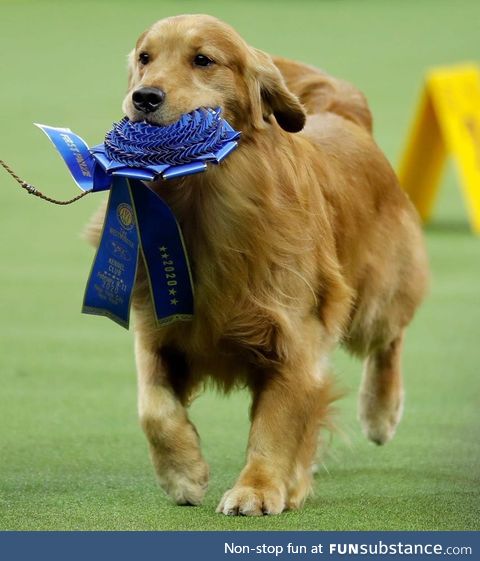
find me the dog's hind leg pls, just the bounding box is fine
[358,331,405,445]
[135,334,209,506]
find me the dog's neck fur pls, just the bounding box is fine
[153,129,316,293]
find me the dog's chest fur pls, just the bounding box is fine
[132,161,321,375]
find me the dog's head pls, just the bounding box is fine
[123,14,305,134]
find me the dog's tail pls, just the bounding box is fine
[273,56,373,133]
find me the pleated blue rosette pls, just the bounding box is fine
[90,107,240,183]
[35,107,241,329]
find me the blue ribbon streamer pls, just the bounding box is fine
[129,179,194,325]
[36,109,240,328]
[82,177,193,328]
[82,177,140,328]
[35,124,99,192]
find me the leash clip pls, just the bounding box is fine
[23,183,38,195]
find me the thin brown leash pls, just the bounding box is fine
[0,159,90,205]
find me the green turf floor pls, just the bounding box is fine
[0,0,479,531]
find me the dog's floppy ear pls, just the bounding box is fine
[248,48,306,133]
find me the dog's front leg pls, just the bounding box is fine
[217,353,333,516]
[135,334,209,505]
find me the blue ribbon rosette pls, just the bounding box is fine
[37,108,240,328]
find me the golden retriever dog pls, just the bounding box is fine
[86,14,428,515]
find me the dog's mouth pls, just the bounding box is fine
[123,102,172,127]
[129,106,221,128]
[127,112,172,128]
[138,113,179,127]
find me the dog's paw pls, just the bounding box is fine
[216,485,286,516]
[159,458,210,506]
[358,390,404,445]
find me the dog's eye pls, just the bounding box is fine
[193,54,214,67]
[138,52,150,65]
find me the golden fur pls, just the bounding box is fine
[86,14,428,515]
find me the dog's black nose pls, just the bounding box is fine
[132,87,165,113]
